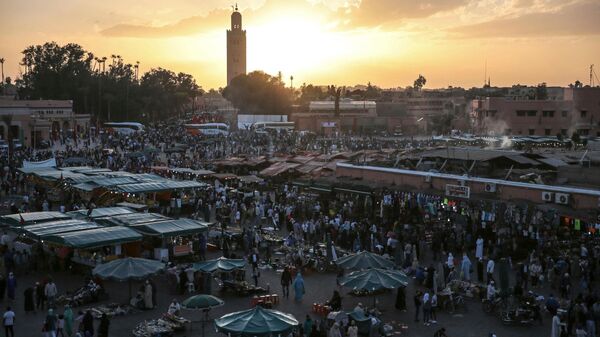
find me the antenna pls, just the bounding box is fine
[484,59,487,87]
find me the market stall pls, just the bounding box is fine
[128,218,208,260]
[214,306,299,337]
[44,226,143,267]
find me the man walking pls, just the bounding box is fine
[414,290,422,322]
[2,307,14,337]
[45,279,58,309]
[281,267,292,298]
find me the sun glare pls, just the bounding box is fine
[247,15,347,82]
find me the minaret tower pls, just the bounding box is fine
[226,4,246,85]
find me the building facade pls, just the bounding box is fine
[0,99,90,147]
[472,87,600,137]
[226,6,247,85]
[291,99,379,134]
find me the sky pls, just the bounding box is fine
[1,0,599,90]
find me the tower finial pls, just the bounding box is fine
[235,3,238,11]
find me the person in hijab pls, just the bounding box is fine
[395,286,406,311]
[63,305,74,337]
[293,272,305,302]
[327,290,342,311]
[23,285,34,313]
[82,310,94,337]
[347,320,358,337]
[6,273,16,300]
[144,280,153,309]
[460,254,472,281]
[97,313,110,337]
[303,315,313,337]
[45,308,58,337]
[329,322,342,337]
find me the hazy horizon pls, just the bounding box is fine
[1,0,599,90]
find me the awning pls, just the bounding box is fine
[68,207,136,219]
[45,226,143,249]
[20,219,102,239]
[130,218,208,237]
[0,212,71,227]
[96,212,170,227]
[115,180,205,193]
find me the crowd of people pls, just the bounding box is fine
[1,120,599,337]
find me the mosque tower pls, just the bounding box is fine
[226,4,246,85]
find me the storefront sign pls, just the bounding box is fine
[321,122,336,128]
[445,184,470,199]
[173,245,192,257]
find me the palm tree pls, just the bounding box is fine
[1,114,14,169]
[0,58,5,95]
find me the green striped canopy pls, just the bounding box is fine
[339,268,409,291]
[92,257,165,281]
[215,306,298,337]
[182,295,224,310]
[336,251,395,270]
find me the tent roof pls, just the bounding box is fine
[45,226,142,249]
[68,207,136,219]
[20,219,102,239]
[96,212,169,227]
[0,211,71,227]
[130,218,208,237]
[115,180,205,193]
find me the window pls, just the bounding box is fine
[527,110,537,117]
[516,110,526,117]
[529,129,535,135]
[577,129,589,136]
[581,110,587,118]
[545,129,551,136]
[562,111,568,117]
[561,129,567,136]
[542,111,555,117]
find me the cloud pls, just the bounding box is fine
[448,0,600,38]
[337,0,469,27]
[100,0,469,38]
[100,8,230,37]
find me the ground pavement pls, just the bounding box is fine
[7,249,551,337]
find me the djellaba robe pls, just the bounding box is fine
[293,273,305,301]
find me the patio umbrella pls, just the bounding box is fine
[215,306,299,337]
[338,268,409,307]
[92,257,165,297]
[182,295,225,337]
[335,251,395,270]
[192,257,246,273]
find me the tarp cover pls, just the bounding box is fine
[22,158,56,169]
[46,226,142,249]
[215,306,298,337]
[339,268,409,291]
[68,207,136,219]
[335,251,395,270]
[20,219,101,238]
[192,257,246,273]
[130,218,208,237]
[92,257,165,281]
[0,211,71,227]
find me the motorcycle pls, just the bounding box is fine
[482,296,505,315]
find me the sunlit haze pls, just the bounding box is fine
[1,0,599,88]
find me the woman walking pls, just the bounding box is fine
[293,272,305,302]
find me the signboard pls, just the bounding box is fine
[321,122,336,128]
[173,244,192,257]
[445,184,470,199]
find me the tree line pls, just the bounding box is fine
[15,42,203,123]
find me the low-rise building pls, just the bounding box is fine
[472,87,600,137]
[0,99,90,147]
